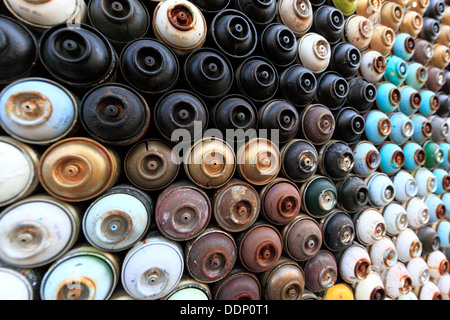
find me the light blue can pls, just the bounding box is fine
[392,33,416,61]
[389,112,414,144]
[379,142,405,175]
[405,62,428,90]
[398,85,422,116]
[375,82,401,114]
[364,110,392,144]
[434,219,450,248]
[419,90,440,116]
[433,168,450,194]
[384,55,408,86]
[352,140,381,177]
[440,142,450,168]
[425,194,447,223]
[411,114,433,144]
[403,141,426,171]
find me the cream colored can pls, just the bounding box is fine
[0,136,40,207]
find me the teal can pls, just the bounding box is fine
[419,89,440,116]
[405,62,428,90]
[403,141,426,171]
[392,33,416,61]
[375,82,401,113]
[379,142,405,176]
[398,85,422,116]
[384,55,408,86]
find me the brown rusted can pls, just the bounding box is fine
[125,139,180,192]
[259,178,301,225]
[431,44,450,70]
[155,180,211,241]
[38,137,120,203]
[185,227,237,283]
[400,11,424,38]
[298,104,336,145]
[282,214,322,262]
[212,179,260,233]
[211,267,261,300]
[184,137,236,189]
[236,220,283,273]
[260,256,305,300]
[369,24,396,56]
[303,250,338,293]
[380,2,403,32]
[236,137,281,186]
[413,38,434,65]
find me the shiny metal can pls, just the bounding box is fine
[38,137,121,202]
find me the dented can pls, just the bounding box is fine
[41,245,120,300]
[38,137,121,202]
[82,185,154,252]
